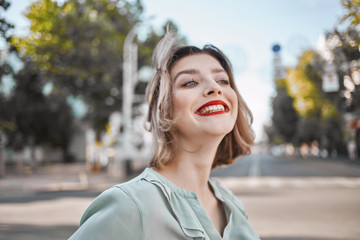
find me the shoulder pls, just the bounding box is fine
[80,185,142,224]
[69,181,145,240]
[80,172,163,221]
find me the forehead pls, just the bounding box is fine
[170,53,224,74]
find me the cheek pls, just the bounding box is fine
[229,90,238,114]
[172,92,189,117]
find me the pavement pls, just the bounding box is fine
[0,162,134,240]
[2,159,360,198]
[0,162,128,198]
[1,161,360,240]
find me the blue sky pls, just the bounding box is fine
[4,0,346,141]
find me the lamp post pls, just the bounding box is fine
[114,25,138,178]
[272,44,284,81]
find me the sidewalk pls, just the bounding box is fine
[0,162,122,198]
[2,161,360,197]
[1,162,360,240]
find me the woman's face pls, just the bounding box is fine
[170,53,238,142]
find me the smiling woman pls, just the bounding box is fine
[68,29,259,240]
[147,39,255,170]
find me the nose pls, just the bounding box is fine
[203,80,222,96]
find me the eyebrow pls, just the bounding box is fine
[173,68,226,82]
[173,69,199,82]
[211,68,226,74]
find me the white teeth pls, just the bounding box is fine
[198,104,225,114]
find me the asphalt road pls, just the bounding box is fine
[211,152,360,177]
[1,152,360,240]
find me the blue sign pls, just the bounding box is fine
[272,44,281,53]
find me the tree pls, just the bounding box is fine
[271,86,299,143]
[0,0,13,42]
[0,0,15,177]
[340,0,360,29]
[2,56,75,165]
[267,50,344,149]
[284,51,337,119]
[267,1,359,156]
[12,0,185,137]
[11,0,145,134]
[0,0,15,84]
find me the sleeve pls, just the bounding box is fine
[68,186,143,240]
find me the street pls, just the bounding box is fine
[2,0,359,239]
[214,153,360,239]
[211,152,360,177]
[1,152,360,240]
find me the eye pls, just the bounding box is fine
[217,79,230,85]
[181,79,198,87]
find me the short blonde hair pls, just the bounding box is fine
[145,32,254,169]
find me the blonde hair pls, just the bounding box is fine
[145,31,254,169]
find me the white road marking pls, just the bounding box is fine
[248,155,261,178]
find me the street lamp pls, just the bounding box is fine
[112,25,138,178]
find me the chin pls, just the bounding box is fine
[205,127,233,137]
[203,120,235,135]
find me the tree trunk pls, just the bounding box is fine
[0,133,6,178]
[29,136,37,172]
[0,147,5,178]
[17,151,23,175]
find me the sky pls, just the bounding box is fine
[4,0,346,142]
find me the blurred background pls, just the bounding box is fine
[0,0,360,240]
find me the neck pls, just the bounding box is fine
[156,135,223,196]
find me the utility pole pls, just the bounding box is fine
[272,43,283,82]
[117,26,137,177]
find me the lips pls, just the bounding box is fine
[195,100,229,116]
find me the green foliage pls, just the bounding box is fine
[0,0,15,82]
[263,124,284,145]
[271,88,299,143]
[0,0,16,136]
[11,0,162,133]
[294,118,321,145]
[2,0,185,155]
[0,0,14,42]
[340,0,360,50]
[323,118,348,155]
[266,2,358,152]
[268,51,341,146]
[275,78,287,89]
[340,0,360,27]
[284,51,338,120]
[1,57,74,155]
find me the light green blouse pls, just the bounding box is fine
[68,168,260,240]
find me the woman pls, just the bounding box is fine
[69,31,259,240]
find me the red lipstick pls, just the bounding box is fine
[195,100,229,116]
